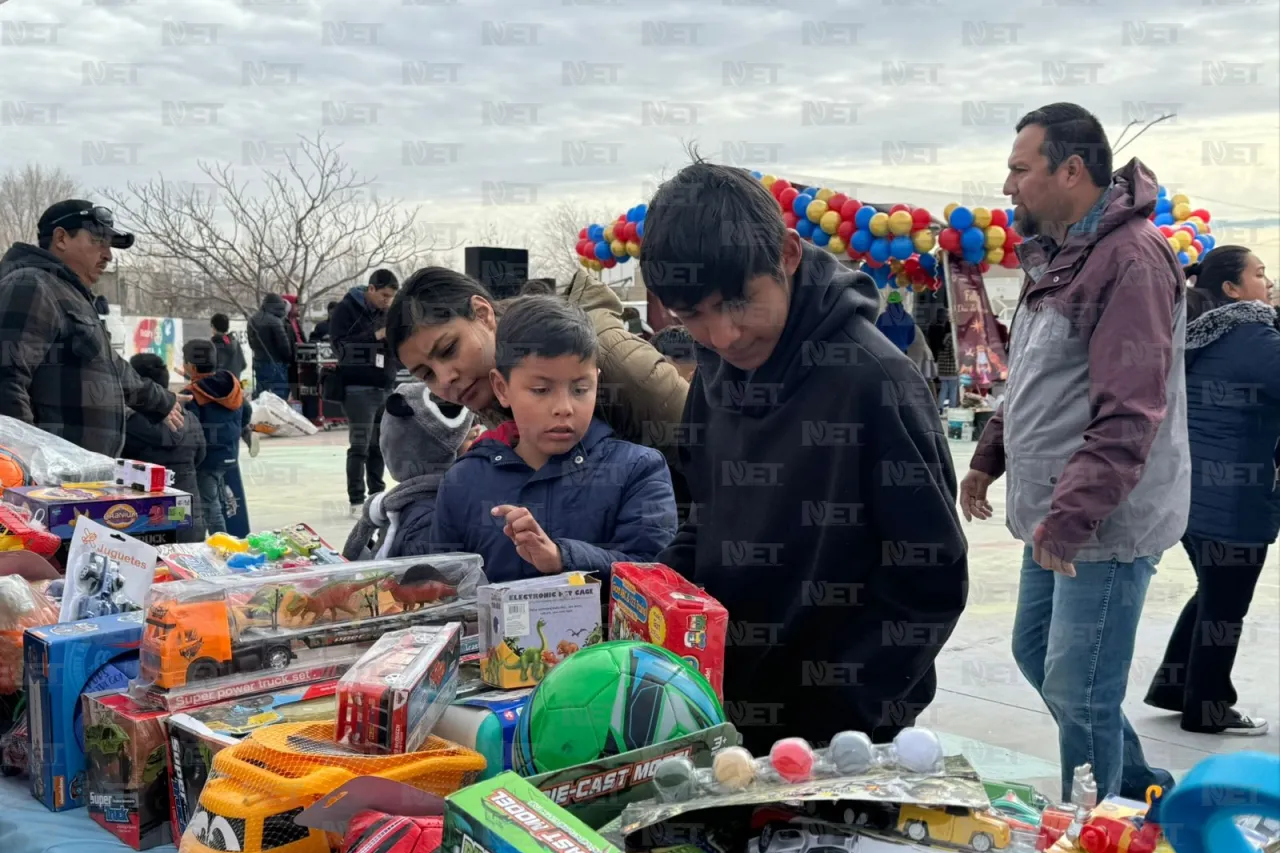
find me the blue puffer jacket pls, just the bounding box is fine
[426,419,678,583]
[1183,300,1280,544]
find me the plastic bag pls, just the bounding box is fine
[0,575,59,693]
[249,391,319,437]
[0,415,117,486]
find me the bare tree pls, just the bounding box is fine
[0,164,80,249]
[529,200,620,284]
[101,133,450,318]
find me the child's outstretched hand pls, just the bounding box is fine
[491,505,561,574]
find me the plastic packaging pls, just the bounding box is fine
[0,575,59,693]
[0,415,117,486]
[248,391,319,437]
[58,520,157,622]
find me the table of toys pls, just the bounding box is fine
[1,497,1277,853]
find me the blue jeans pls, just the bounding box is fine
[1012,546,1174,801]
[197,468,229,535]
[253,361,289,400]
[939,376,960,412]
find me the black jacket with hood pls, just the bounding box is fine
[247,294,294,365]
[123,406,206,542]
[0,243,177,457]
[659,242,968,753]
[212,333,247,379]
[330,286,395,389]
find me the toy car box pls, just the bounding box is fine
[444,771,620,853]
[609,564,727,699]
[478,573,602,688]
[336,623,462,754]
[24,610,145,810]
[82,691,174,850]
[4,482,192,544]
[165,681,338,841]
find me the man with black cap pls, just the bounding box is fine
[0,200,187,456]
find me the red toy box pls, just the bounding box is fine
[336,623,461,754]
[608,563,727,699]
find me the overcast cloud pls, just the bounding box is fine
[1,0,1277,265]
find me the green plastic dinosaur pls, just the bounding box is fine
[505,619,549,682]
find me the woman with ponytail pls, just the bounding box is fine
[1146,245,1279,735]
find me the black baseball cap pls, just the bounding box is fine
[37,200,135,249]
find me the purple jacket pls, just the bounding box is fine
[971,158,1190,564]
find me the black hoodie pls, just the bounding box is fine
[330,286,395,389]
[246,293,294,365]
[659,243,968,753]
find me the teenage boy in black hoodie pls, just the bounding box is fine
[182,339,252,536]
[639,160,968,753]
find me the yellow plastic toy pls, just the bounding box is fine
[897,804,1011,852]
[207,533,249,555]
[180,722,485,853]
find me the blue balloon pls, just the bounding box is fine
[869,237,891,263]
[919,253,937,272]
[594,241,611,260]
[1181,220,1199,235]
[850,229,874,253]
[890,236,914,259]
[1155,198,1173,215]
[854,206,876,230]
[949,206,974,230]
[1158,185,1168,197]
[588,224,604,242]
[625,207,638,222]
[792,194,814,217]
[634,203,647,220]
[1153,212,1175,226]
[963,246,986,264]
[1177,251,1190,265]
[636,220,645,239]
[750,171,763,180]
[795,218,815,238]
[960,226,986,251]
[811,228,831,247]
[617,253,630,263]
[1006,208,1016,227]
[1200,234,1215,251]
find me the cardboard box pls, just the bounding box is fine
[24,611,145,810]
[609,564,728,699]
[82,692,173,850]
[434,689,534,781]
[444,771,620,853]
[478,573,602,688]
[165,681,338,841]
[5,483,192,541]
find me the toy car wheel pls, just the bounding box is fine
[970,832,993,852]
[905,821,929,842]
[759,823,777,851]
[265,646,292,670]
[187,660,219,682]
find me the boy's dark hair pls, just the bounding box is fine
[369,269,400,290]
[130,353,170,387]
[650,324,696,363]
[1185,245,1252,321]
[640,149,787,311]
[385,267,496,358]
[183,338,218,375]
[495,295,597,380]
[518,279,556,297]
[1016,102,1112,188]
[211,313,230,334]
[326,300,339,312]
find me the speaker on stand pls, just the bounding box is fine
[465,247,529,300]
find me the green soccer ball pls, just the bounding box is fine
[513,641,725,776]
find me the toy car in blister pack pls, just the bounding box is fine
[336,623,462,754]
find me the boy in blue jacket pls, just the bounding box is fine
[427,295,677,582]
[182,339,252,535]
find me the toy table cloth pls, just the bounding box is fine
[0,775,177,853]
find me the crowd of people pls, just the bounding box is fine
[0,101,1276,802]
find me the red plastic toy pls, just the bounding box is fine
[0,502,60,557]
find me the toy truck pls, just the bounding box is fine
[138,554,484,691]
[115,460,172,493]
[0,501,59,556]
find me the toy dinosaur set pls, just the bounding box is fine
[478,572,604,688]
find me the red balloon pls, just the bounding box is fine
[1004,226,1020,246]
[602,256,617,269]
[837,220,855,241]
[989,209,1008,228]
[847,247,861,260]
[578,227,588,239]
[828,193,849,214]
[782,211,799,229]
[772,179,791,198]
[910,270,928,285]
[979,261,991,274]
[1192,239,1204,254]
[1001,251,1021,269]
[938,228,961,253]
[617,214,627,224]
[890,203,910,214]
[911,208,932,230]
[1192,208,1211,222]
[904,257,921,273]
[928,279,942,292]
[1158,225,1174,237]
[779,187,800,209]
[865,258,883,268]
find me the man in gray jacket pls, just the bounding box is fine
[961,104,1188,801]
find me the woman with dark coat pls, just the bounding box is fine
[1146,246,1279,736]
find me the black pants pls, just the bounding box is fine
[344,386,386,505]
[1146,533,1267,731]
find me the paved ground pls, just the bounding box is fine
[239,430,1279,795]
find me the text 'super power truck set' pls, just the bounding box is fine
[134,554,485,703]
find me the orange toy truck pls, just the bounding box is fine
[140,554,484,691]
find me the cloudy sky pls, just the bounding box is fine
[2,0,1278,269]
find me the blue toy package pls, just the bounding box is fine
[1153,751,1280,853]
[23,611,145,811]
[433,689,533,780]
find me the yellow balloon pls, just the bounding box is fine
[896,272,910,286]
[986,247,1005,264]
[1174,230,1192,249]
[1173,202,1192,221]
[816,188,835,202]
[588,259,601,271]
[1171,193,1189,207]
[828,235,846,254]
[626,240,641,258]
[820,210,842,235]
[944,202,958,221]
[913,230,936,253]
[1167,237,1180,253]
[604,225,615,242]
[985,226,1007,249]
[806,199,829,223]
[1184,216,1206,232]
[869,211,890,237]
[912,280,927,294]
[1184,246,1199,263]
[888,210,914,236]
[579,255,589,267]
[611,239,626,257]
[973,207,992,229]
[761,174,776,188]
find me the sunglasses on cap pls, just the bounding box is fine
[46,205,134,249]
